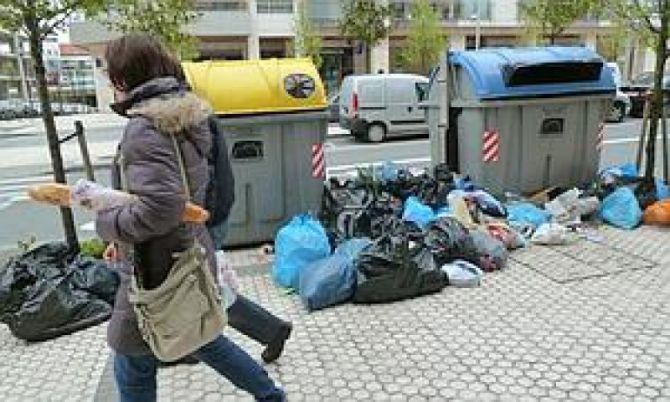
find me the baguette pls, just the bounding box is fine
[28,183,209,224]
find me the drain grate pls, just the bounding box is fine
[512,240,657,284]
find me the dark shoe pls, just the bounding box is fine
[261,322,292,363]
[158,355,200,368]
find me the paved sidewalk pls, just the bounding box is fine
[1,226,670,401]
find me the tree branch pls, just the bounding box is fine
[633,0,660,34]
[39,0,86,38]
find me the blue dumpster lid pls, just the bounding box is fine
[449,47,616,100]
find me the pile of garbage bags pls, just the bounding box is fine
[273,161,670,311]
[0,243,119,342]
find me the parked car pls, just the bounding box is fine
[605,63,632,123]
[339,73,429,142]
[620,71,670,117]
[328,93,340,122]
[0,99,37,120]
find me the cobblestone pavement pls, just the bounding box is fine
[1,226,670,401]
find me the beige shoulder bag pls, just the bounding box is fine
[125,135,227,362]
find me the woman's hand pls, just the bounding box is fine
[103,242,119,262]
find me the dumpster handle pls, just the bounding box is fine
[232,141,264,160]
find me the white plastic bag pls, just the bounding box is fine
[71,179,136,211]
[531,223,571,245]
[215,251,238,309]
[544,188,580,224]
[441,260,484,288]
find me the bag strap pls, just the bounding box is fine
[116,135,191,201]
[170,134,192,200]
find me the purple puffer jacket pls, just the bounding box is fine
[96,77,217,356]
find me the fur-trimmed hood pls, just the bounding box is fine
[112,77,212,136]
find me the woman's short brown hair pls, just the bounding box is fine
[105,34,183,92]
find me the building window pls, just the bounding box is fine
[195,1,247,11]
[257,0,293,14]
[456,0,492,21]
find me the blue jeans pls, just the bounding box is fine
[114,335,286,402]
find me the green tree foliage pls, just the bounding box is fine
[99,0,200,60]
[0,0,200,251]
[0,0,110,251]
[603,0,669,179]
[519,0,597,44]
[293,0,322,68]
[339,0,392,72]
[399,0,446,74]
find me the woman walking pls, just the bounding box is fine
[96,34,285,402]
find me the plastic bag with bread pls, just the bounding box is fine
[28,179,209,224]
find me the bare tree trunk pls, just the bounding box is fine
[644,9,669,180]
[26,17,79,251]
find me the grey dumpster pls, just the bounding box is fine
[426,47,616,195]
[183,58,328,247]
[219,112,327,247]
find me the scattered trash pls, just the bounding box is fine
[424,217,480,266]
[273,161,670,311]
[531,223,572,245]
[656,179,670,200]
[507,202,551,229]
[470,231,508,272]
[447,193,477,228]
[402,196,436,229]
[354,227,448,304]
[441,260,484,288]
[0,243,119,342]
[643,200,670,226]
[485,222,527,250]
[600,187,642,230]
[299,238,372,311]
[272,215,331,289]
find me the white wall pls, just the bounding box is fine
[493,0,518,23]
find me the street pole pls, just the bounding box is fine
[471,0,481,50]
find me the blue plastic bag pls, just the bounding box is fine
[402,196,436,229]
[435,206,452,218]
[600,187,642,230]
[470,190,507,217]
[334,238,373,260]
[299,238,372,311]
[600,163,639,184]
[506,202,551,229]
[272,215,331,289]
[378,161,399,182]
[656,178,670,200]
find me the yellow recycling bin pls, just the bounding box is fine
[182,58,329,247]
[182,58,327,115]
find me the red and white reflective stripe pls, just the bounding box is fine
[312,144,325,179]
[596,123,605,151]
[482,130,500,163]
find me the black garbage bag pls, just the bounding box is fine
[632,178,658,210]
[0,242,119,342]
[424,217,480,266]
[320,179,373,244]
[353,226,448,304]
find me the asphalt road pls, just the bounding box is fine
[0,115,663,249]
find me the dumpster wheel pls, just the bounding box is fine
[367,123,386,143]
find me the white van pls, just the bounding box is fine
[339,74,429,142]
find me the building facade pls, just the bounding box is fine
[0,32,34,101]
[70,0,656,105]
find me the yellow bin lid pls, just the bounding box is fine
[182,58,327,116]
